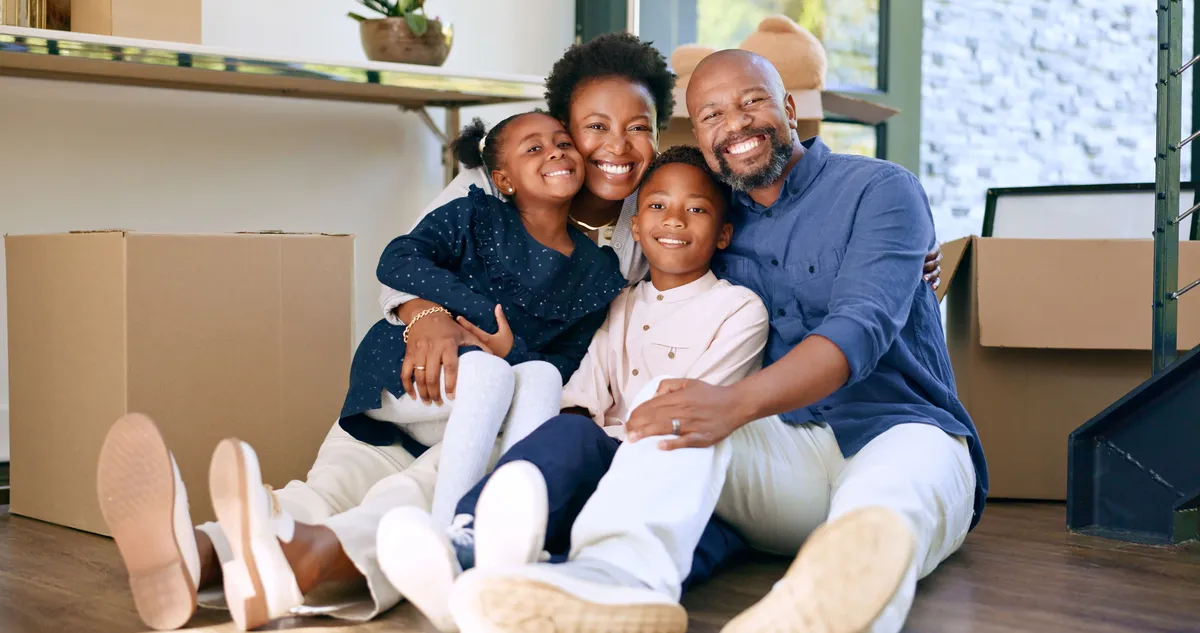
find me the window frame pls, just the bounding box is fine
[575,0,923,173]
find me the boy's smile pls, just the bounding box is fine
[633,161,733,291]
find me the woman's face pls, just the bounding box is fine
[567,77,659,203]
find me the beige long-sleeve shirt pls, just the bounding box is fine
[561,271,769,435]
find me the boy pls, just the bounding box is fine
[375,146,770,632]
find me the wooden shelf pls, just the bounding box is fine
[0,26,545,108]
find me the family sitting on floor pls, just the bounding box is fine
[95,33,988,633]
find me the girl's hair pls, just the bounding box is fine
[544,32,676,131]
[451,110,554,172]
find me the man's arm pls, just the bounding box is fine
[626,169,935,445]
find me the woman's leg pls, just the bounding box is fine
[498,360,563,453]
[429,351,516,526]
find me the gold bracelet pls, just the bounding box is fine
[403,306,452,343]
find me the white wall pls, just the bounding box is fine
[0,0,575,461]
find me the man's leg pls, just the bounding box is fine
[828,424,974,633]
[721,423,975,633]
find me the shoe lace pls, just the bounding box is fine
[447,514,476,550]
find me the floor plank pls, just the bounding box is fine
[2,501,1199,632]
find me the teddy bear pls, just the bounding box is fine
[660,14,895,149]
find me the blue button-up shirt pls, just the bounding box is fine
[713,137,988,528]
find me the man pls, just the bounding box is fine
[448,49,988,633]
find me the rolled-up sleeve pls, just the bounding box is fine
[807,169,934,386]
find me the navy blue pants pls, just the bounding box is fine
[455,413,746,591]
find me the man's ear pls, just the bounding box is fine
[783,92,799,132]
[716,221,733,250]
[491,170,514,196]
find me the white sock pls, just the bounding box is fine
[429,351,516,526]
[499,361,564,453]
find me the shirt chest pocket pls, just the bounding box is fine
[643,330,705,379]
[784,248,845,331]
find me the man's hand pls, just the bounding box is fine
[625,379,748,450]
[400,303,483,405]
[457,305,515,358]
[923,245,943,291]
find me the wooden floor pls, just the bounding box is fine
[2,502,1199,632]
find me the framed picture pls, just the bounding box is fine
[984,183,1199,241]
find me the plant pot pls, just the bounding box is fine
[359,17,453,66]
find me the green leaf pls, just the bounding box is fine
[355,0,389,17]
[346,11,369,21]
[404,11,428,36]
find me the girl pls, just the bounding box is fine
[340,112,629,528]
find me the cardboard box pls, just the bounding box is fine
[939,237,1200,500]
[71,0,201,44]
[5,231,353,535]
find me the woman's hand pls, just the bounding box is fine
[457,305,515,358]
[923,245,944,291]
[399,301,479,405]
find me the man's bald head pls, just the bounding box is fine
[687,49,787,105]
[684,49,799,194]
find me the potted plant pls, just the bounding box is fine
[349,0,453,66]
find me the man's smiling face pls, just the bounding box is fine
[685,51,798,193]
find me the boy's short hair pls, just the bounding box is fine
[544,32,676,132]
[640,145,733,215]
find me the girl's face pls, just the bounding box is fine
[492,113,585,205]
[567,77,659,202]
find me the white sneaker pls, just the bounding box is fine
[208,438,304,631]
[449,563,687,633]
[720,506,916,633]
[96,413,201,631]
[378,507,467,632]
[473,461,549,571]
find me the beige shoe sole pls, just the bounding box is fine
[209,438,271,631]
[452,573,687,633]
[721,506,915,633]
[96,413,197,631]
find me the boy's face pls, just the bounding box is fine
[632,163,733,279]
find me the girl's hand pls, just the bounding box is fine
[457,305,515,358]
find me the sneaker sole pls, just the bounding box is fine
[474,461,548,569]
[96,413,197,631]
[377,508,459,632]
[453,575,687,633]
[721,506,915,633]
[209,439,270,631]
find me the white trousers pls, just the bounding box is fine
[569,376,976,633]
[196,421,443,621]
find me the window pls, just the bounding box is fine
[578,0,922,172]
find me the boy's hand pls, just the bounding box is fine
[457,305,515,358]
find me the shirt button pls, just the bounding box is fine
[657,294,664,301]
[766,210,774,218]
[822,405,833,411]
[777,308,786,317]
[668,351,676,359]
[642,324,650,331]
[809,265,815,273]
[632,369,639,376]
[771,259,779,266]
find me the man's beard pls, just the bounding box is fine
[713,127,793,193]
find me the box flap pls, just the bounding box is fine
[975,239,1200,351]
[935,236,972,303]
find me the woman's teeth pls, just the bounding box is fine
[596,162,633,175]
[544,169,572,178]
[726,136,763,155]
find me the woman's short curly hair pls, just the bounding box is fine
[544,32,676,132]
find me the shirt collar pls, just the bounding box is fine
[640,270,720,305]
[733,136,830,214]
